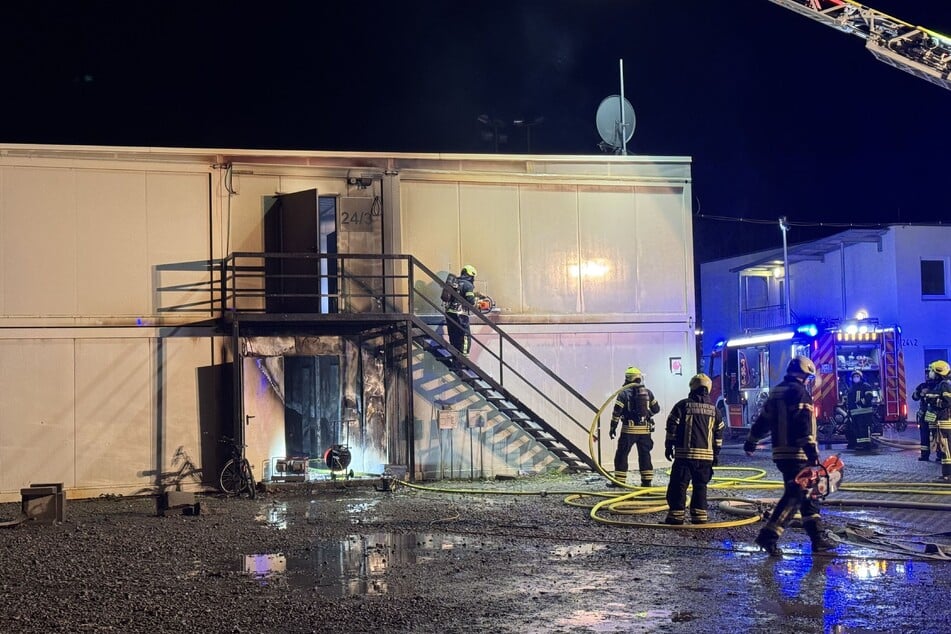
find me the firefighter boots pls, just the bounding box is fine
[811,533,837,552]
[754,533,783,557]
[805,519,838,553]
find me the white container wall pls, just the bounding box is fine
[0,145,695,497]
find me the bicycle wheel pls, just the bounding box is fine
[241,459,256,499]
[219,459,241,494]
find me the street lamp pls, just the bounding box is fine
[779,216,791,325]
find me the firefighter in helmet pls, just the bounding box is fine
[846,370,876,452]
[923,360,951,482]
[445,265,477,359]
[608,366,661,487]
[662,373,724,525]
[912,366,939,461]
[744,356,836,555]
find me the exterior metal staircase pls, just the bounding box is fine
[409,317,595,472]
[155,251,602,475]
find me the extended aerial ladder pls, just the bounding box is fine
[768,0,951,90]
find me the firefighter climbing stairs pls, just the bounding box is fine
[410,320,595,473]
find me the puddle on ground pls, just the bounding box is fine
[555,608,680,632]
[235,532,489,596]
[550,543,607,559]
[235,531,611,596]
[253,498,382,528]
[254,501,289,529]
[345,499,380,524]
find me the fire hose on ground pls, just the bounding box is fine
[392,383,951,559]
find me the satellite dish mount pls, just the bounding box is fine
[596,59,635,155]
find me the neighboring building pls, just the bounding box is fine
[0,144,696,500]
[700,224,951,418]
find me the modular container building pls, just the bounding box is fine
[0,144,695,500]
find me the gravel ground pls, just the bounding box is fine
[1,439,949,634]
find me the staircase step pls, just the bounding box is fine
[412,335,595,473]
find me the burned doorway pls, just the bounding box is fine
[284,355,340,459]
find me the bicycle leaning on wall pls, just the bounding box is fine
[218,436,256,499]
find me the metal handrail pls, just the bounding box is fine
[154,251,600,451]
[407,256,598,439]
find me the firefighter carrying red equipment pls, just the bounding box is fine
[795,454,845,500]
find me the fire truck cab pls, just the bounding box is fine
[707,319,907,439]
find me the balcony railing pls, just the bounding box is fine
[740,304,787,330]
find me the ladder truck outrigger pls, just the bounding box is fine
[768,0,951,91]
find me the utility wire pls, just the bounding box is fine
[695,213,944,229]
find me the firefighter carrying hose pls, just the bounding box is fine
[744,356,837,556]
[662,373,724,525]
[923,360,951,482]
[912,366,938,461]
[847,370,876,452]
[608,367,661,487]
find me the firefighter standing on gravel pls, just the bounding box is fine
[912,367,938,462]
[923,360,951,482]
[847,370,876,452]
[608,367,661,487]
[662,373,724,525]
[744,356,836,556]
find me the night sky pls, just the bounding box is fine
[2,1,950,263]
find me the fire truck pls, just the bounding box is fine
[707,319,907,439]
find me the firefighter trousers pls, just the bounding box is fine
[937,420,951,477]
[613,432,654,485]
[758,460,823,544]
[665,459,713,523]
[918,412,935,459]
[849,411,874,450]
[446,311,471,357]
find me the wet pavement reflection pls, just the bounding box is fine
[756,552,935,633]
[237,532,486,597]
[234,497,946,631]
[555,606,672,632]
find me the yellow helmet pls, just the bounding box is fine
[461,264,477,277]
[689,373,713,392]
[624,366,643,384]
[929,360,950,377]
[786,355,816,378]
[851,370,863,380]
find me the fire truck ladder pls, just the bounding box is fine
[880,331,905,421]
[768,0,951,90]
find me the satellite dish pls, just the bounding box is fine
[596,95,635,153]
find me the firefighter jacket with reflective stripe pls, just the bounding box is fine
[912,379,938,424]
[445,274,476,315]
[611,384,661,435]
[847,381,875,416]
[927,378,951,428]
[747,374,819,464]
[664,391,724,461]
